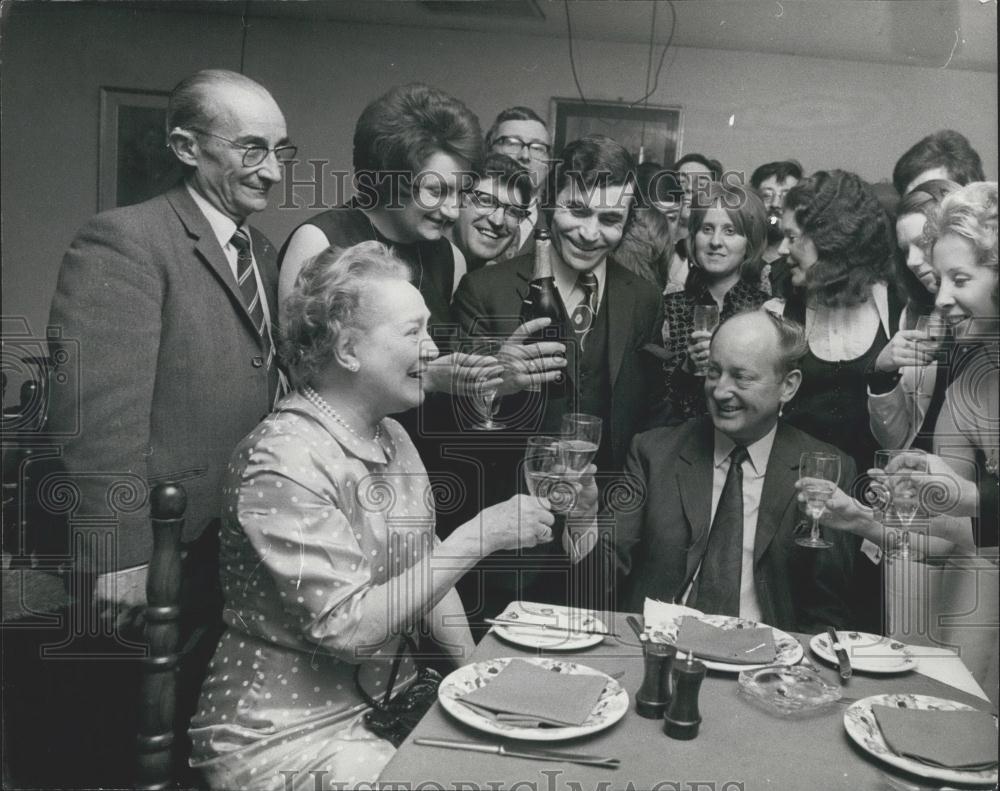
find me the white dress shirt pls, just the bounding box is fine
[688,424,779,621]
[185,183,275,341]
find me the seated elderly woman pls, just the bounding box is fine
[189,242,557,790]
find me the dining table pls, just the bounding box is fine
[378,611,995,791]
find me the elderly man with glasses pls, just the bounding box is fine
[27,69,291,786]
[485,106,552,259]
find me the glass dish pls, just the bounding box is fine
[738,664,841,717]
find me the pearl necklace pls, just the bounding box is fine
[303,386,382,444]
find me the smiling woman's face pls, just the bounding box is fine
[550,181,633,273]
[932,233,999,338]
[352,280,438,414]
[693,205,747,282]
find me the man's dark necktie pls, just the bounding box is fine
[230,229,273,369]
[689,445,749,616]
[570,271,599,350]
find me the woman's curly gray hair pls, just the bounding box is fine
[279,241,411,386]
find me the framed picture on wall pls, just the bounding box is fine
[550,98,683,167]
[98,87,183,211]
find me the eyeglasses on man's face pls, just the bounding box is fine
[189,128,298,168]
[461,189,530,225]
[493,135,550,161]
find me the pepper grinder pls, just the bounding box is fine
[663,650,706,739]
[635,638,676,718]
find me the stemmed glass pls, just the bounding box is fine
[523,436,576,513]
[795,451,841,549]
[874,449,928,561]
[559,413,602,473]
[470,338,505,430]
[691,305,721,375]
[914,312,948,364]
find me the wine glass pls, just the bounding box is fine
[692,304,721,334]
[914,312,947,363]
[559,413,602,473]
[795,451,841,549]
[875,449,928,561]
[524,436,575,513]
[691,305,721,375]
[470,338,505,430]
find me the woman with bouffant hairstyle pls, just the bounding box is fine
[766,170,902,474]
[766,169,902,633]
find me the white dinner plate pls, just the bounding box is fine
[491,602,607,651]
[438,657,629,741]
[810,630,916,674]
[843,693,999,786]
[646,613,803,672]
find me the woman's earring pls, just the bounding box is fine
[348,361,359,372]
[778,401,784,417]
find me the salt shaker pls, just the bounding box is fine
[663,650,706,739]
[635,639,676,718]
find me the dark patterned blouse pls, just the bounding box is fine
[661,277,770,420]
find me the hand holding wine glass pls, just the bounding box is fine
[873,449,928,560]
[524,436,577,513]
[796,451,841,549]
[689,305,720,375]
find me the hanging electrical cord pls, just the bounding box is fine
[563,0,678,111]
[564,0,589,105]
[239,0,251,74]
[639,1,659,162]
[629,0,677,108]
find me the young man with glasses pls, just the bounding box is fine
[485,106,552,258]
[450,153,533,278]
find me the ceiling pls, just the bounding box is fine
[78,0,998,72]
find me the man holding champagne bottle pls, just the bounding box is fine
[451,135,665,620]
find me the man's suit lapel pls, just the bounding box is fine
[677,418,716,588]
[165,184,265,343]
[605,261,634,387]
[754,421,801,565]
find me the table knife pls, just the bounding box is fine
[826,626,852,681]
[414,738,621,768]
[485,618,618,637]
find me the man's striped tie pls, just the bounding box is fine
[230,229,274,369]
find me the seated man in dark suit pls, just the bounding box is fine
[610,310,858,632]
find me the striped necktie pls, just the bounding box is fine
[570,271,599,350]
[230,229,273,369]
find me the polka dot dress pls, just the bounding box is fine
[189,392,436,790]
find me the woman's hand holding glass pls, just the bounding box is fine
[871,449,929,560]
[475,494,555,553]
[686,305,720,376]
[869,451,978,521]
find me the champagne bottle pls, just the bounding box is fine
[519,228,568,396]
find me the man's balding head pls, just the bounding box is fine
[704,311,804,444]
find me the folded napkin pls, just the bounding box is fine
[457,660,608,727]
[872,705,999,771]
[674,617,777,664]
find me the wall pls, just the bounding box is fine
[2,3,997,339]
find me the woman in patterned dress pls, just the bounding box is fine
[189,242,557,790]
[661,181,770,421]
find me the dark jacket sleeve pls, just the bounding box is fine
[795,454,863,632]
